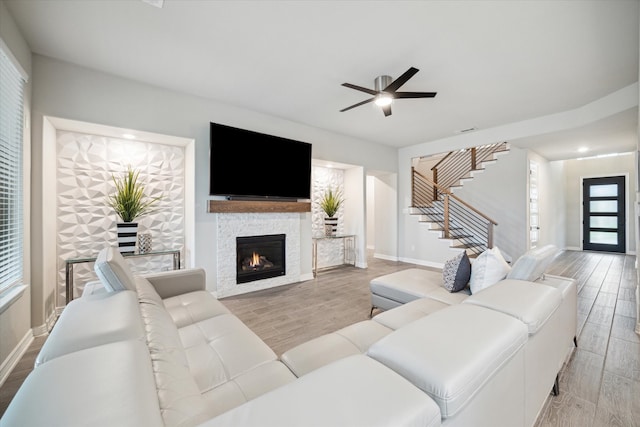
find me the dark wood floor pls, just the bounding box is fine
[1,250,638,426]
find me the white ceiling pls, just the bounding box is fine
[4,0,639,160]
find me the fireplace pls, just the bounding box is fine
[236,234,286,284]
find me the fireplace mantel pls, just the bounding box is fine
[208,200,311,213]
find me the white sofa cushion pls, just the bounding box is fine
[201,361,297,418]
[94,246,137,292]
[469,246,511,294]
[280,320,392,377]
[35,290,145,367]
[178,313,277,393]
[464,279,562,334]
[507,244,559,282]
[373,297,450,330]
[370,268,443,303]
[367,304,528,418]
[163,291,231,328]
[198,355,442,427]
[2,340,164,427]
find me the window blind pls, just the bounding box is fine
[0,45,25,294]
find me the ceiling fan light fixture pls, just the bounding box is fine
[375,94,393,107]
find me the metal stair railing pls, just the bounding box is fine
[411,167,498,256]
[431,141,509,197]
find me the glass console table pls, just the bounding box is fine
[312,234,356,277]
[65,249,181,303]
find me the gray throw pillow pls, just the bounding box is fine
[442,251,471,292]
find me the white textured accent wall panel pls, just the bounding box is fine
[312,166,345,268]
[56,131,185,303]
[216,213,301,298]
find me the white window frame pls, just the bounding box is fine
[0,40,27,297]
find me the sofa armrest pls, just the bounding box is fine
[142,268,206,299]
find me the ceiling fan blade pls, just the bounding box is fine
[382,105,392,117]
[393,91,437,99]
[341,83,378,96]
[384,67,419,93]
[340,97,375,112]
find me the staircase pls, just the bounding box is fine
[410,142,509,257]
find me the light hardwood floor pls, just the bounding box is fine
[1,250,638,425]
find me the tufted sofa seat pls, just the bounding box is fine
[1,247,440,427]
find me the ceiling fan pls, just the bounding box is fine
[340,67,437,117]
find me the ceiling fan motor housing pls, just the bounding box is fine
[375,75,393,92]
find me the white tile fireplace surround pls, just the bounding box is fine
[216,212,302,297]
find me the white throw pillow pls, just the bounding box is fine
[469,247,511,294]
[507,244,559,282]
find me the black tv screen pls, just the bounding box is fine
[209,122,312,200]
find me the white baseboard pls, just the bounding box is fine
[373,253,398,262]
[399,256,444,270]
[32,308,57,337]
[0,329,33,388]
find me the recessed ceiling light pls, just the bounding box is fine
[122,134,136,140]
[578,147,588,153]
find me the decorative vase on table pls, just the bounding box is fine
[107,166,163,255]
[319,187,344,238]
[116,222,138,254]
[138,233,152,254]
[324,217,338,236]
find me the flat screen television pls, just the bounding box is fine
[209,122,312,200]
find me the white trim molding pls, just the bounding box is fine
[0,329,33,388]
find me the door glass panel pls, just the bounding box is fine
[590,200,617,213]
[530,214,539,227]
[589,231,618,245]
[530,228,539,243]
[589,184,618,198]
[589,216,618,229]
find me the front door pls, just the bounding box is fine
[582,176,625,253]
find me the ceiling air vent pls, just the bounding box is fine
[455,127,477,134]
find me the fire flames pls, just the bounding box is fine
[240,251,274,272]
[250,252,261,268]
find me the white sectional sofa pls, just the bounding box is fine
[1,245,576,427]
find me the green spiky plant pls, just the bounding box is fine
[319,187,344,218]
[107,166,163,223]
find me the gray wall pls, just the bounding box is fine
[563,154,636,253]
[29,54,399,326]
[449,148,529,261]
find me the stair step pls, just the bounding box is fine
[430,226,462,231]
[453,242,484,248]
[439,234,473,240]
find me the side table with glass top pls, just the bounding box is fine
[312,234,356,277]
[65,249,181,303]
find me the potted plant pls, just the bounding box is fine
[107,166,162,254]
[319,187,344,236]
